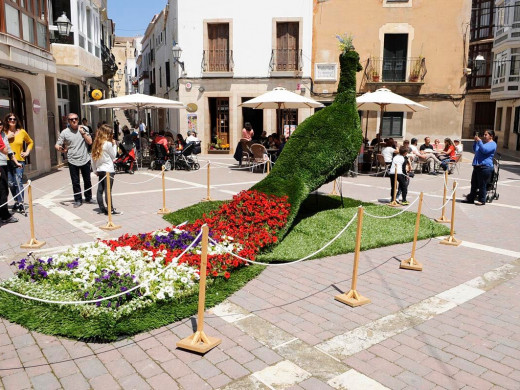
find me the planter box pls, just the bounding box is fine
[208,149,230,154]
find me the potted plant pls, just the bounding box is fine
[409,56,423,82]
[371,68,380,82]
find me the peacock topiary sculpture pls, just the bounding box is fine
[253,43,364,235]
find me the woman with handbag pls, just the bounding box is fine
[0,119,21,223]
[4,113,33,213]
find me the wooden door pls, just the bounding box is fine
[208,24,229,71]
[216,98,229,144]
[276,22,298,71]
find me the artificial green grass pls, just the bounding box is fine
[0,264,263,342]
[164,194,450,263]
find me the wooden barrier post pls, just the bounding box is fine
[335,207,371,307]
[100,174,121,231]
[157,166,171,214]
[267,159,271,174]
[440,181,462,246]
[400,192,424,271]
[329,179,339,196]
[435,171,450,223]
[388,165,401,207]
[177,225,222,353]
[20,181,45,249]
[202,162,212,201]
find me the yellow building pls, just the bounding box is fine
[313,0,472,142]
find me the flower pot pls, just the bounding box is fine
[372,76,380,82]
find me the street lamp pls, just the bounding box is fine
[465,54,486,75]
[55,12,72,36]
[172,42,185,74]
[116,69,124,81]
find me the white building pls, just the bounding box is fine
[140,0,314,152]
[491,0,520,151]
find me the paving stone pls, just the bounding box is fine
[104,358,136,378]
[132,358,164,379]
[89,373,121,390]
[207,373,232,389]
[60,372,90,390]
[2,371,32,390]
[146,372,179,390]
[250,346,283,365]
[145,345,175,363]
[177,373,212,389]
[216,358,250,379]
[188,359,221,380]
[30,372,61,390]
[50,361,79,378]
[119,373,152,389]
[76,357,108,379]
[225,345,255,364]
[299,377,334,389]
[159,358,192,379]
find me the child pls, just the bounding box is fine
[91,124,122,215]
[389,146,410,205]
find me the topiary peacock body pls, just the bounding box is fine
[252,49,364,234]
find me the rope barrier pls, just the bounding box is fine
[31,173,106,198]
[0,229,203,305]
[363,196,419,219]
[0,182,30,209]
[208,213,358,266]
[114,170,163,185]
[423,182,458,211]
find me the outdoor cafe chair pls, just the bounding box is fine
[376,153,391,177]
[239,138,253,167]
[250,144,270,173]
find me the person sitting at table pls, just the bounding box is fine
[419,136,434,152]
[175,133,186,151]
[419,136,442,174]
[438,137,456,172]
[433,138,443,151]
[454,138,463,154]
[152,131,169,154]
[370,133,382,147]
[259,131,268,146]
[381,139,397,163]
[242,122,254,141]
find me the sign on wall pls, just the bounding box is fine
[315,63,337,81]
[187,114,197,132]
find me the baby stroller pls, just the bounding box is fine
[114,140,137,174]
[150,143,172,171]
[486,153,501,203]
[173,142,200,171]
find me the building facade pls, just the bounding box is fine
[137,0,315,152]
[490,0,520,151]
[313,0,472,143]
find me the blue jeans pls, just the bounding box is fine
[7,161,24,204]
[467,165,493,203]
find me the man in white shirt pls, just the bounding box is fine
[186,131,199,143]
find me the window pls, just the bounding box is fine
[159,66,162,88]
[165,61,170,88]
[3,0,47,48]
[382,112,404,137]
[514,106,520,133]
[207,23,230,72]
[496,107,503,131]
[468,44,492,89]
[275,22,299,71]
[471,0,494,40]
[511,48,520,76]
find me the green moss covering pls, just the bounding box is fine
[253,50,364,235]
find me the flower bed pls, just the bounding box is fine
[0,190,290,340]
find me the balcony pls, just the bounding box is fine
[269,49,303,76]
[101,41,117,78]
[201,49,234,76]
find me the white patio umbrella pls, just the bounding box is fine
[83,93,185,159]
[83,93,185,110]
[356,87,428,137]
[240,87,324,134]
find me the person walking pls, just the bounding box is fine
[0,119,20,223]
[55,113,95,208]
[113,119,120,141]
[462,129,497,206]
[389,146,410,206]
[4,113,33,213]
[91,124,122,215]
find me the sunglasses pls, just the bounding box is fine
[8,118,16,121]
[68,117,79,122]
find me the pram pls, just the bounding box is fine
[486,153,501,203]
[173,142,200,171]
[114,140,137,174]
[150,143,172,171]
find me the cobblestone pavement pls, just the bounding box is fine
[0,152,519,389]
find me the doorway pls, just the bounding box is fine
[209,97,229,144]
[383,34,408,82]
[241,97,263,139]
[504,107,512,148]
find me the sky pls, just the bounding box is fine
[109,0,168,37]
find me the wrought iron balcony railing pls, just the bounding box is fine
[269,49,303,72]
[364,57,427,83]
[201,49,234,72]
